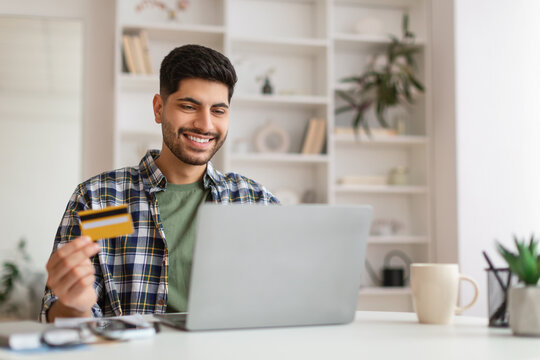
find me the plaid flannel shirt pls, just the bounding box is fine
[40,150,278,322]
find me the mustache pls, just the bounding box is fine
[178,127,220,139]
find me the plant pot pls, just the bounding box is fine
[508,286,540,336]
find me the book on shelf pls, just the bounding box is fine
[311,118,326,154]
[138,30,154,74]
[301,118,326,155]
[121,32,153,75]
[301,118,317,154]
[121,34,137,74]
[130,34,147,74]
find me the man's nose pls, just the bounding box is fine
[193,109,213,132]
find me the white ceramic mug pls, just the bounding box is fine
[410,263,479,324]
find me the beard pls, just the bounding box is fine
[161,116,227,166]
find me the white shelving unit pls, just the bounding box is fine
[114,0,432,312]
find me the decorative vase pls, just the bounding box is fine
[262,77,273,94]
[508,286,540,336]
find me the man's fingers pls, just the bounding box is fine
[48,243,99,280]
[53,236,92,260]
[57,274,98,312]
[46,239,99,289]
[46,236,94,270]
[48,263,95,295]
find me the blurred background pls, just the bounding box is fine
[1,0,540,320]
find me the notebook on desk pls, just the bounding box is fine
[154,204,372,331]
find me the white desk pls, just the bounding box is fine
[1,311,538,360]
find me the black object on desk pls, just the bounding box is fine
[365,250,411,287]
[483,251,516,327]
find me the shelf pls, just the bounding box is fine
[234,94,327,107]
[121,22,225,55]
[334,134,428,146]
[122,22,226,35]
[231,35,327,55]
[334,32,425,44]
[334,33,425,52]
[335,184,428,194]
[231,153,328,164]
[118,79,329,102]
[359,287,411,296]
[368,235,428,244]
[334,33,391,43]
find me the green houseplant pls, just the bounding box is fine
[0,239,45,320]
[335,14,425,136]
[497,235,540,336]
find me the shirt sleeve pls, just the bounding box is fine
[39,185,104,322]
[262,186,280,205]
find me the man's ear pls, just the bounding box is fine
[153,94,164,124]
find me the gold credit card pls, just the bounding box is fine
[78,205,134,241]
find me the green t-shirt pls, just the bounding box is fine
[155,180,209,312]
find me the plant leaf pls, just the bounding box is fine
[402,14,409,37]
[361,116,371,137]
[408,73,425,92]
[375,101,390,128]
[336,90,358,108]
[352,111,365,138]
[498,237,540,285]
[335,105,353,115]
[529,235,538,255]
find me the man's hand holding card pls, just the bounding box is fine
[45,205,134,321]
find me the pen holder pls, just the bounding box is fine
[486,268,517,327]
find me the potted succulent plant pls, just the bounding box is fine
[497,235,540,336]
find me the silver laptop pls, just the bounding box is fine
[155,204,372,331]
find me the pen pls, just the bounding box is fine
[482,250,506,291]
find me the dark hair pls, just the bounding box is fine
[159,44,237,103]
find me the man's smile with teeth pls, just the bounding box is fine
[186,135,211,143]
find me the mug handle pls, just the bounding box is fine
[455,274,479,314]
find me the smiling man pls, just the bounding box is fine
[40,45,279,322]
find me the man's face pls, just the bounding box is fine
[153,78,230,166]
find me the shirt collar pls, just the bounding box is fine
[203,160,225,189]
[139,150,166,194]
[139,149,225,193]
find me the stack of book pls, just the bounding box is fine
[301,118,326,155]
[122,30,153,75]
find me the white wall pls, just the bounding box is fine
[0,16,83,272]
[0,0,115,179]
[455,0,540,316]
[0,0,114,269]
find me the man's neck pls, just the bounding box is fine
[155,146,206,185]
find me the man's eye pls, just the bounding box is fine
[181,104,195,110]
[213,109,226,115]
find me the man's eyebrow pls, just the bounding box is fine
[212,102,229,109]
[176,97,201,105]
[176,97,229,109]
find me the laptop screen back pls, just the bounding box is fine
[186,204,372,331]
